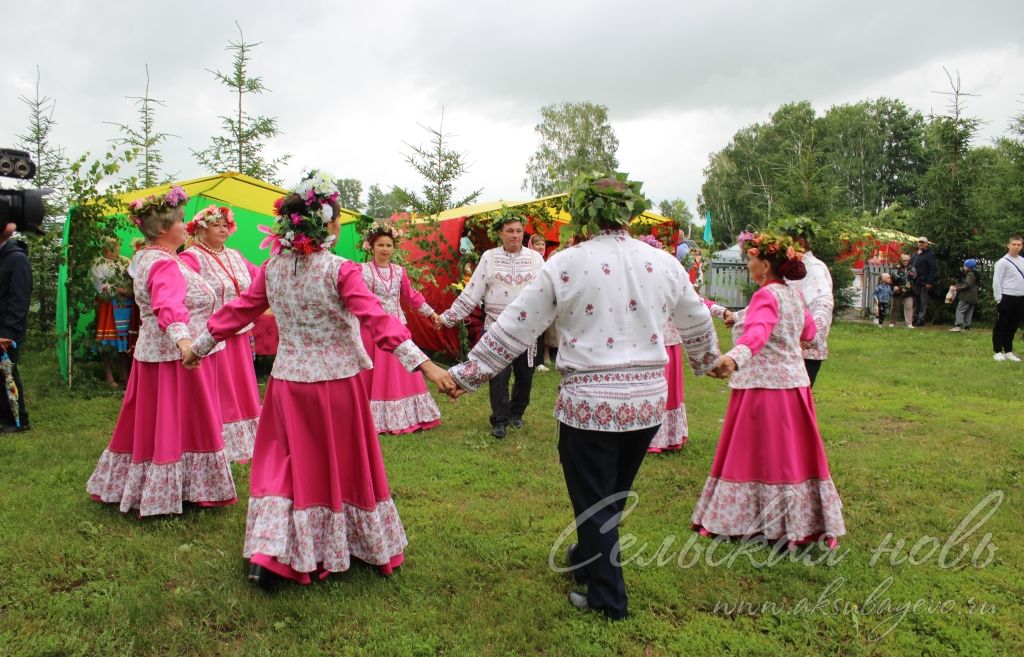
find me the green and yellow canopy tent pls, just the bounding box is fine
[401,194,678,357]
[55,172,363,382]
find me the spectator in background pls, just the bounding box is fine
[872,273,893,328]
[949,259,979,333]
[0,221,32,433]
[529,233,552,373]
[910,237,937,326]
[687,247,704,293]
[890,253,915,328]
[992,235,1024,362]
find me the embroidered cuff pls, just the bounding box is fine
[440,309,458,328]
[449,360,485,393]
[709,303,728,319]
[726,344,753,371]
[393,339,428,372]
[418,303,436,317]
[166,322,191,345]
[192,330,218,357]
[681,326,720,375]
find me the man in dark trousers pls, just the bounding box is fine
[910,236,937,326]
[0,221,32,433]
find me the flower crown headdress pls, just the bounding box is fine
[487,206,528,240]
[187,205,237,236]
[737,230,804,262]
[127,185,189,227]
[259,170,340,256]
[361,220,403,251]
[562,172,650,243]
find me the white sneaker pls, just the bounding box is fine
[907,325,915,329]
[949,327,962,332]
[536,364,550,372]
[877,323,883,328]
[888,323,895,328]
[1006,352,1021,362]
[994,353,1006,362]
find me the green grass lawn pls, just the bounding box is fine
[1,322,1022,656]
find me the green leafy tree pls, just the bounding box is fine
[106,65,179,188]
[915,70,982,314]
[15,67,70,334]
[63,147,137,381]
[391,112,483,289]
[657,198,694,233]
[335,178,363,211]
[365,184,409,219]
[393,112,482,215]
[523,102,619,196]
[192,23,290,184]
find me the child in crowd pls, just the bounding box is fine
[873,273,893,327]
[949,259,979,332]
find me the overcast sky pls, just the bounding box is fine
[2,0,1022,215]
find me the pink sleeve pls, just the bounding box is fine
[801,308,817,342]
[178,250,201,273]
[148,259,191,331]
[243,256,260,279]
[399,268,430,312]
[207,265,271,342]
[735,287,780,357]
[338,261,414,351]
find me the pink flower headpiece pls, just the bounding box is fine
[638,234,664,250]
[127,185,189,227]
[187,205,236,236]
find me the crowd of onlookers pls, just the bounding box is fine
[871,234,1024,361]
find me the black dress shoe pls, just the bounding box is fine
[248,564,279,591]
[566,543,589,584]
[491,424,507,439]
[510,416,524,429]
[0,423,29,434]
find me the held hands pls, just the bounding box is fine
[723,310,736,327]
[419,361,459,399]
[709,355,737,379]
[431,314,445,331]
[178,338,200,369]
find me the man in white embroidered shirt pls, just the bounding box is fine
[447,174,720,620]
[438,212,544,438]
[786,235,833,386]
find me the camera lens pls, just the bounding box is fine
[0,158,13,174]
[13,160,32,177]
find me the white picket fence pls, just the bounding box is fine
[703,263,751,309]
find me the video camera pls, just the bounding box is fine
[0,148,52,235]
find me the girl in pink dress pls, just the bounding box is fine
[692,231,846,549]
[86,186,237,516]
[182,206,261,462]
[358,222,442,435]
[186,172,453,587]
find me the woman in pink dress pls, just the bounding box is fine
[186,172,453,587]
[638,236,689,454]
[358,221,442,435]
[181,205,261,462]
[86,186,237,516]
[692,231,846,549]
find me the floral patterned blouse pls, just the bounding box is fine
[440,246,544,330]
[360,262,434,324]
[724,281,815,389]
[181,245,259,335]
[132,248,222,363]
[448,230,719,432]
[193,252,427,382]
